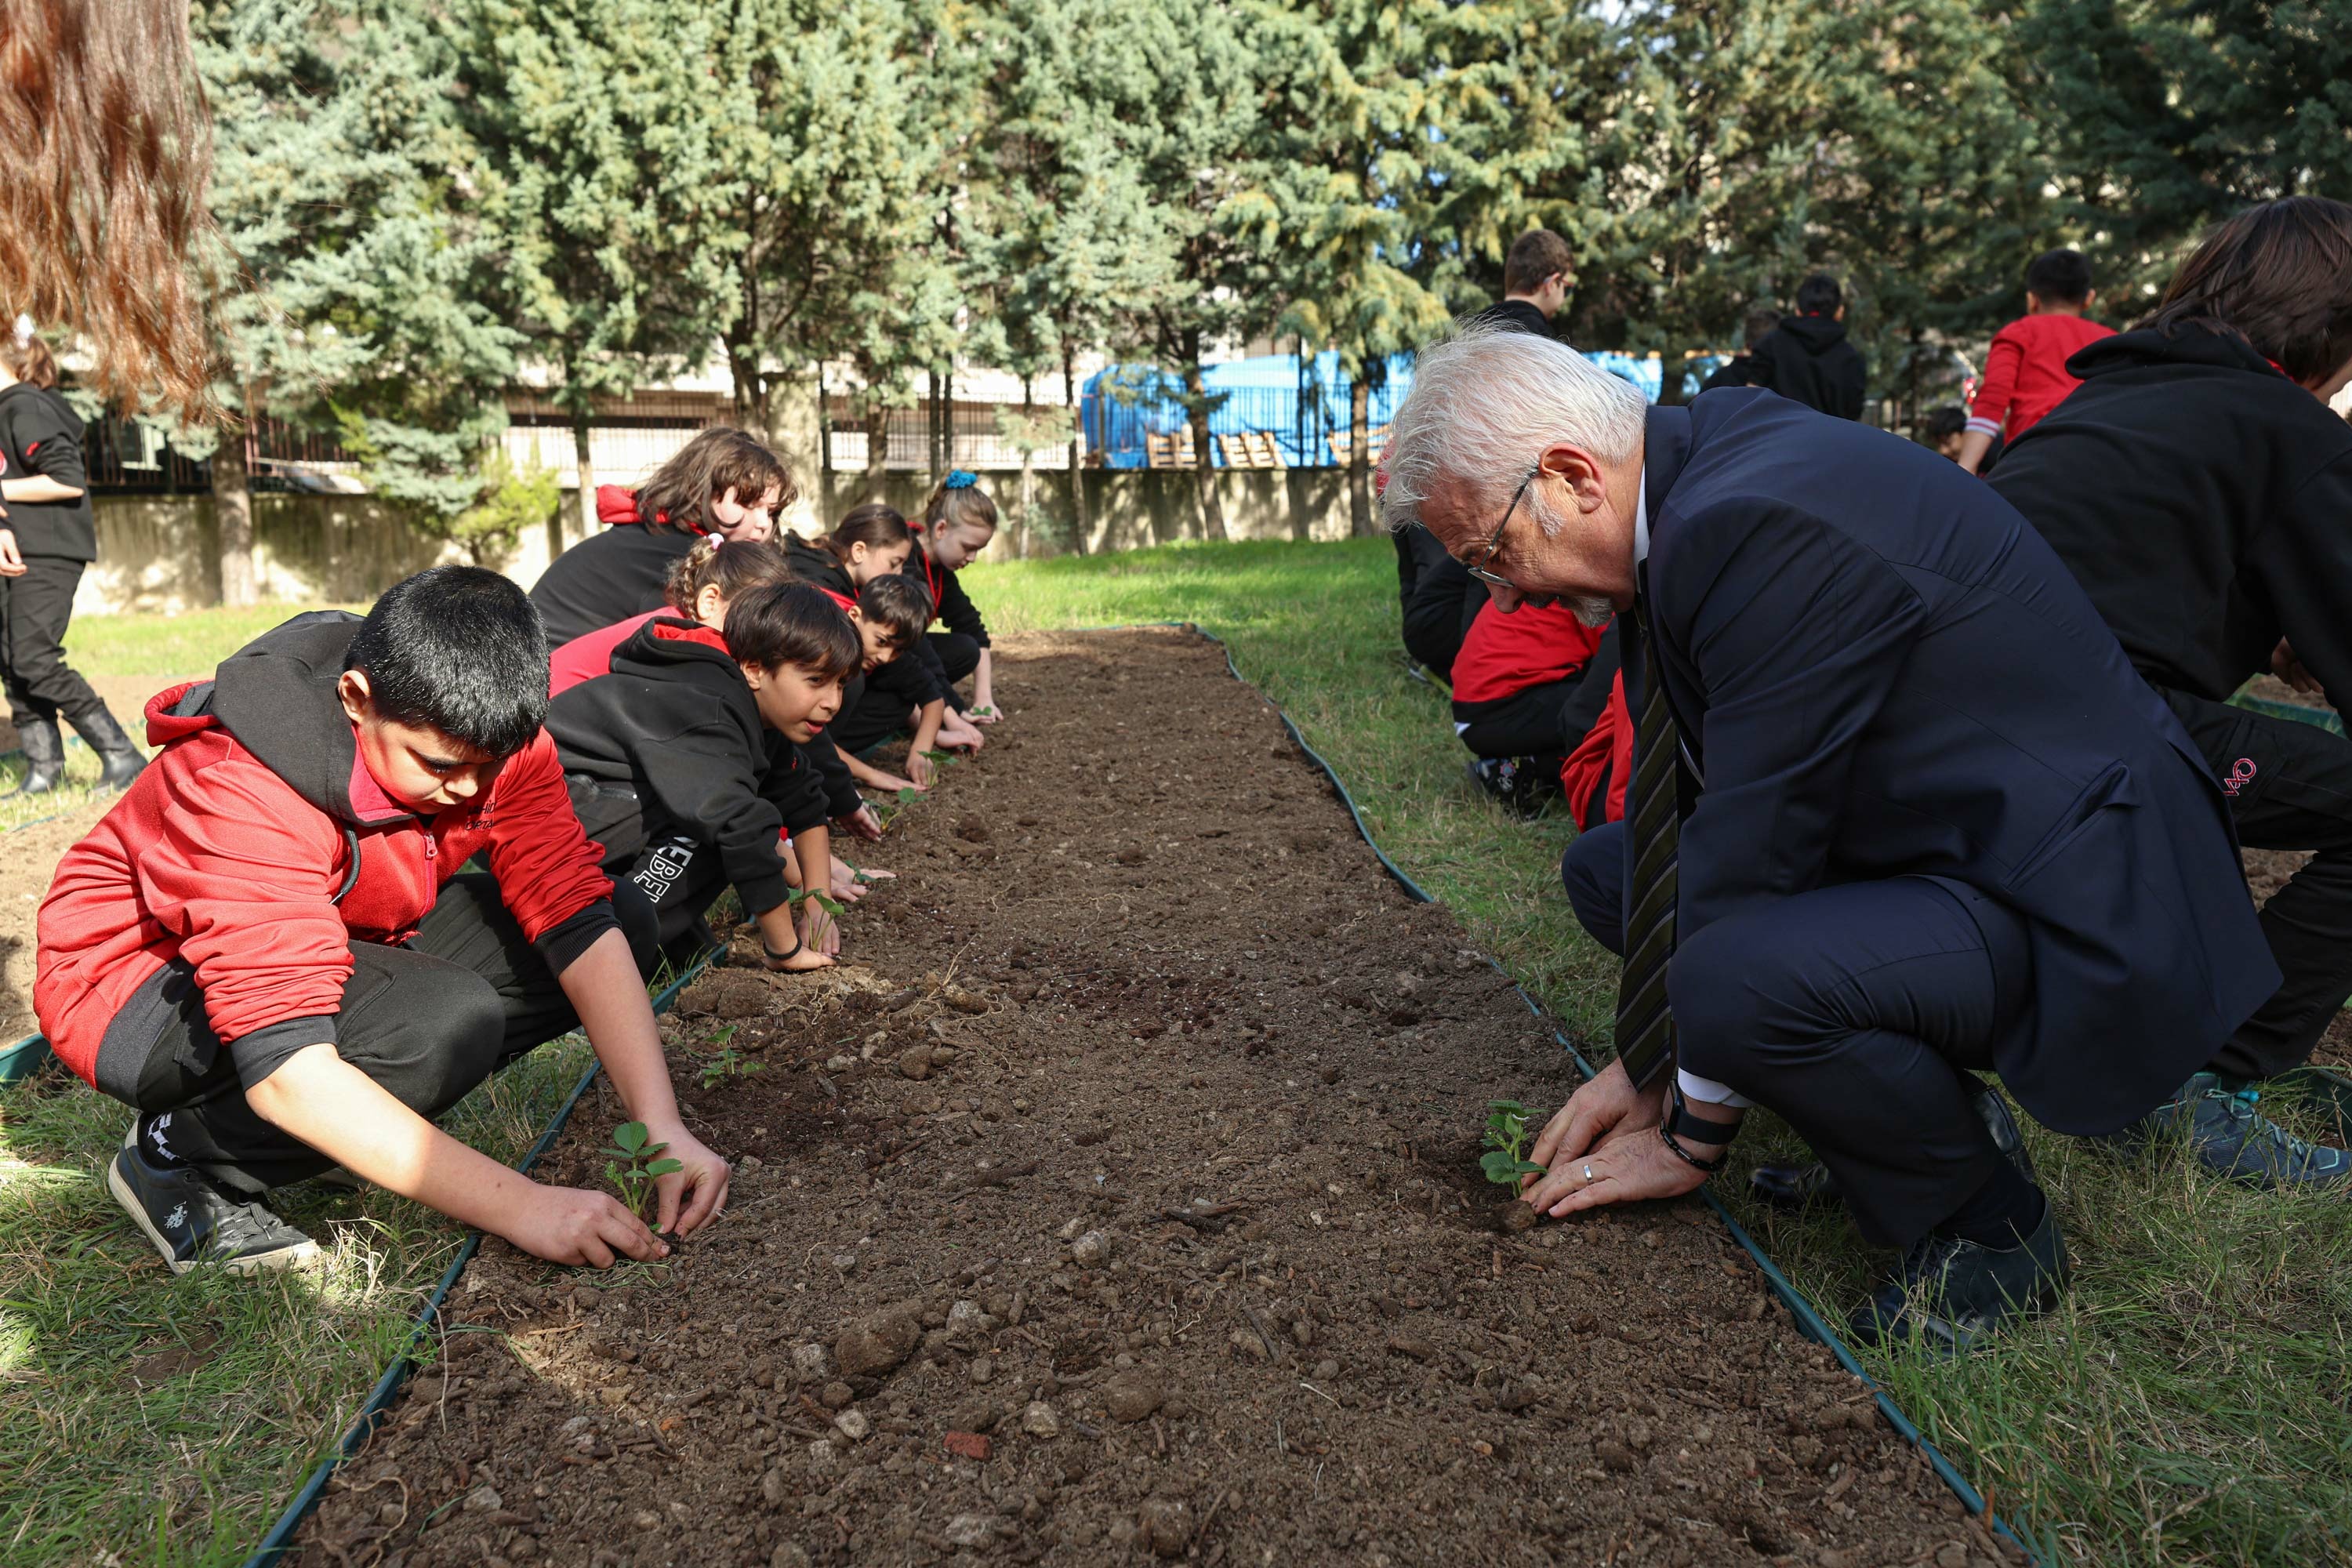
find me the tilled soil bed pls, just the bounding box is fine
[294,628,1998,1568]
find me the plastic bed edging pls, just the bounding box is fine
[1120,619,2039,1561]
[239,953,713,1568]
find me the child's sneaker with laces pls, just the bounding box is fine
[107,1129,321,1275]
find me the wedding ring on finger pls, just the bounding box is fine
[1583,1163,1595,1183]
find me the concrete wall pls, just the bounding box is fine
[78,470,1357,613]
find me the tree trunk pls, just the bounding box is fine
[1063,347,1089,555]
[817,364,834,524]
[924,367,941,482]
[1181,343,1226,543]
[213,412,256,608]
[771,365,822,538]
[571,405,597,545]
[863,395,888,503]
[1348,376,1374,538]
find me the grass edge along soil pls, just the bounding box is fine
[289,628,2011,1568]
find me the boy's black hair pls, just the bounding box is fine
[724,580,862,682]
[1795,273,1842,315]
[1921,405,1969,441]
[857,574,933,650]
[344,565,550,757]
[2025,248,2093,305]
[1741,305,1782,347]
[2143,196,2352,386]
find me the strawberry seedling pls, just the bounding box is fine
[604,1120,684,1221]
[1479,1099,1546,1187]
[699,1047,763,1091]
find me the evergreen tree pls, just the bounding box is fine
[193,0,521,603]
[2024,0,2352,303]
[442,0,748,537]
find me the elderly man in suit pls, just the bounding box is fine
[1379,325,2276,1349]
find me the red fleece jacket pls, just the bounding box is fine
[38,636,611,1088]
[1450,599,1607,706]
[1559,673,1632,826]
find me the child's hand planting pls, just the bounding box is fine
[838,802,886,840]
[908,752,936,789]
[506,1184,670,1268]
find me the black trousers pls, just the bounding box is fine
[2164,688,2352,1080]
[619,829,740,951]
[928,631,982,707]
[0,553,102,729]
[113,873,657,1196]
[1564,822,2033,1247]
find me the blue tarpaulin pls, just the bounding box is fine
[1083,348,1664,468]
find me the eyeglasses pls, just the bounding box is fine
[1463,465,1540,587]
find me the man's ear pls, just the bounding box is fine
[336,669,372,726]
[1537,442,1611,511]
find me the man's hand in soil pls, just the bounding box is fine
[1519,1059,1666,1216]
[837,803,885,841]
[643,1120,730,1237]
[1522,1121,1713,1217]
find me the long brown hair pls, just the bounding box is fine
[801,502,914,567]
[921,477,998,536]
[2141,197,2352,387]
[633,427,793,536]
[0,0,219,416]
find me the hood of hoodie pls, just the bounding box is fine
[142,610,417,829]
[2067,323,2280,383]
[783,535,858,599]
[1776,314,1849,356]
[608,614,750,691]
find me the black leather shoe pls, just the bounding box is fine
[1848,1196,2069,1354]
[8,716,64,797]
[1751,1078,2038,1211]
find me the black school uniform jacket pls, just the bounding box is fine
[0,383,96,561]
[1751,315,1867,420]
[784,535,945,717]
[546,615,825,916]
[1990,325,2352,710]
[529,487,699,646]
[906,534,989,648]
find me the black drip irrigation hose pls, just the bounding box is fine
[238,952,715,1568]
[1101,619,2038,1560]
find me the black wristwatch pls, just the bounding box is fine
[1659,1078,1739,1174]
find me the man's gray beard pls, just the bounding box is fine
[1570,595,1617,628]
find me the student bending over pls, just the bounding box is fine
[37,568,728,1274]
[530,427,791,646]
[549,581,862,975]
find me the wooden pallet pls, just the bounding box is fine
[1145,428,1198,469]
[1326,423,1390,466]
[1218,431,1287,470]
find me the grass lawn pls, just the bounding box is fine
[0,541,2344,1564]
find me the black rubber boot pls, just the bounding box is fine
[70,704,147,793]
[8,716,64,797]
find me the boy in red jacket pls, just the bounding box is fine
[1957,249,2113,474]
[1451,597,1614,816]
[38,567,728,1275]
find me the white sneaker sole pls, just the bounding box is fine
[107,1156,324,1276]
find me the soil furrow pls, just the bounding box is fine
[293,626,1998,1568]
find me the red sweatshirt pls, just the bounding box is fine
[1965,314,2114,443]
[549,610,659,696]
[37,612,613,1092]
[1449,599,1607,708]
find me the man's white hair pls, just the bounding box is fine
[1380,322,1648,536]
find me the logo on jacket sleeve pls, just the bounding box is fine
[2223,757,2257,797]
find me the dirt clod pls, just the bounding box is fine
[1102,1371,1165,1423]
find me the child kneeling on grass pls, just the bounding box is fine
[548,580,862,976]
[37,567,728,1275]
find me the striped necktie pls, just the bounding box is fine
[1614,600,1680,1089]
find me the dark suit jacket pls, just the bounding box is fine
[1631,392,2275,1134]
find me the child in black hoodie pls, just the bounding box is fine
[548,582,862,972]
[911,473,1003,726]
[1985,197,2352,1185]
[785,505,971,788]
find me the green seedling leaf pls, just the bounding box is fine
[1479,1149,1521,1182]
[706,1025,739,1047]
[811,893,846,916]
[612,1121,650,1155]
[645,1157,684,1178]
[895,788,919,804]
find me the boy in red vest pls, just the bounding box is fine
[1957,249,2114,474]
[38,568,728,1274]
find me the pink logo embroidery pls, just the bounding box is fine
[2223,757,2257,797]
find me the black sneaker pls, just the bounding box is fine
[1848,1197,2070,1354]
[2092,1070,2352,1189]
[1465,756,1551,818]
[1751,1079,2037,1211]
[107,1132,321,1276]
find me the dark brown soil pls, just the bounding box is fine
[1,801,115,1041]
[292,629,1999,1568]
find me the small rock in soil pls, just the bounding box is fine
[760,1468,789,1507]
[1497,1203,1541,1233]
[820,1381,855,1410]
[943,1431,992,1461]
[1138,1497,1192,1558]
[834,1310,922,1377]
[1071,1229,1114,1266]
[1312,1359,1341,1381]
[1022,1401,1062,1438]
[791,1342,831,1380]
[1103,1371,1165,1423]
[945,1514,996,1549]
[463,1486,503,1513]
[834,1410,873,1442]
[824,1053,857,1073]
[898,1044,935,1080]
[969,1356,996,1385]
